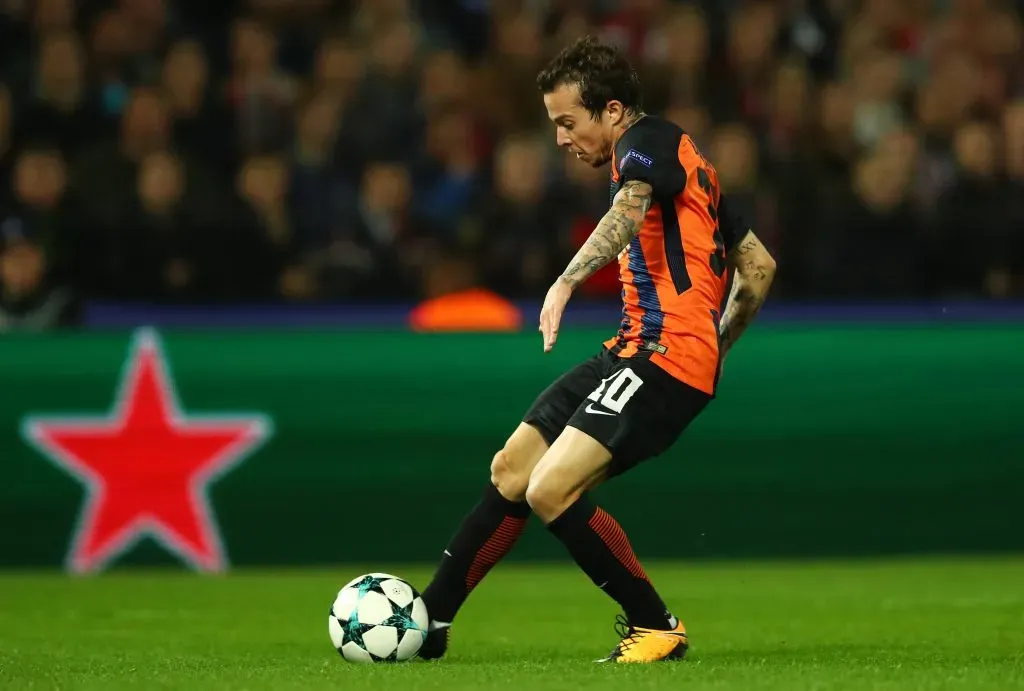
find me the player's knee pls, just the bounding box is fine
[524,477,566,522]
[490,448,528,502]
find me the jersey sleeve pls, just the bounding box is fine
[717,192,747,253]
[614,122,687,198]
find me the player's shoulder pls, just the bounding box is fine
[614,116,698,198]
[614,115,686,169]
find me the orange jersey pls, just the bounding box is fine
[602,116,744,395]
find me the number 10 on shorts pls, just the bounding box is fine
[587,368,644,414]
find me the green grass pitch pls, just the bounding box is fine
[2,558,1023,690]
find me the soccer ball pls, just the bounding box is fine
[328,572,429,663]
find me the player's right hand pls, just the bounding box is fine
[539,277,574,353]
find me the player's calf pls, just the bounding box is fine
[419,482,528,660]
[418,424,548,659]
[528,427,678,634]
[420,483,529,620]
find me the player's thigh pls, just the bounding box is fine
[524,425,613,520]
[489,422,550,500]
[566,356,712,479]
[497,353,608,500]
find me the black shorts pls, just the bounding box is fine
[522,348,712,477]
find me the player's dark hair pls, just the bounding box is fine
[536,35,642,120]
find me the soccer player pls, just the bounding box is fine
[418,36,777,663]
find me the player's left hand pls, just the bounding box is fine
[539,276,574,352]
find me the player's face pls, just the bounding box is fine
[543,84,617,168]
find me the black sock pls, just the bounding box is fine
[548,495,673,630]
[421,484,530,623]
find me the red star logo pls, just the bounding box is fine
[21,328,272,573]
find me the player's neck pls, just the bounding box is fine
[610,111,647,151]
[622,111,646,130]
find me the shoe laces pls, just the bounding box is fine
[613,614,642,653]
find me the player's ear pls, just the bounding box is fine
[605,100,624,126]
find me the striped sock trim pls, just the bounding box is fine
[587,507,650,582]
[466,515,527,590]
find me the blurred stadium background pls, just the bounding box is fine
[2,0,1024,317]
[2,0,1024,567]
[1,1,1023,688]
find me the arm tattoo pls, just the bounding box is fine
[737,238,758,255]
[718,230,775,353]
[560,180,652,288]
[743,260,767,281]
[719,262,772,352]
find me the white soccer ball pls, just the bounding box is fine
[328,572,429,663]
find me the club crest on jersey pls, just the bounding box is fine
[623,149,654,169]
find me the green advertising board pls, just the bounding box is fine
[2,325,1022,572]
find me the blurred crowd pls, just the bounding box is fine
[2,0,1024,328]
